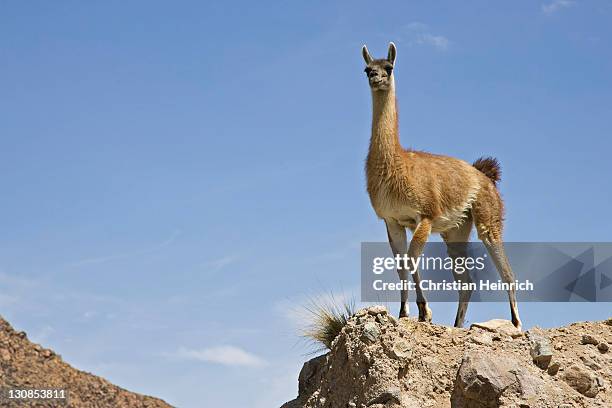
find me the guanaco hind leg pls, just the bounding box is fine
[441,213,474,328]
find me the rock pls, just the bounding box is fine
[580,356,601,371]
[281,309,612,408]
[597,342,609,353]
[366,387,401,406]
[469,331,493,346]
[0,317,171,407]
[298,354,326,395]
[361,322,381,344]
[596,376,605,388]
[562,364,599,398]
[547,361,560,376]
[527,331,553,368]
[581,334,599,345]
[434,378,448,393]
[515,368,542,400]
[470,319,522,338]
[451,350,542,407]
[367,305,387,316]
[390,339,412,359]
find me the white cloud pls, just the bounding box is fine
[66,230,181,267]
[399,22,451,51]
[172,345,267,367]
[416,33,450,51]
[542,0,574,15]
[203,255,238,272]
[404,22,428,31]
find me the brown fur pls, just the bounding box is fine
[362,43,521,329]
[473,156,501,185]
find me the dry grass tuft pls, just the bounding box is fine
[303,295,355,351]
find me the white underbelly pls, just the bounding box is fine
[377,198,475,233]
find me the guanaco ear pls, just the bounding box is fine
[387,42,397,65]
[362,45,373,64]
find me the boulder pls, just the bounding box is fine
[367,305,388,316]
[469,331,493,346]
[547,361,560,376]
[390,338,412,360]
[366,386,401,406]
[361,322,381,344]
[581,334,600,345]
[298,354,327,395]
[470,319,522,338]
[527,330,553,368]
[562,364,599,398]
[451,350,541,407]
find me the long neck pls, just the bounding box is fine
[369,80,401,160]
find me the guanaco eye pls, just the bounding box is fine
[384,66,393,75]
[364,67,372,75]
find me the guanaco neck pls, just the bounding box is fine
[367,79,402,164]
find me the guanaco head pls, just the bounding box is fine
[362,42,396,92]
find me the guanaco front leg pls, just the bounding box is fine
[385,219,409,318]
[385,218,433,321]
[408,218,433,321]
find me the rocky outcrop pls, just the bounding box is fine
[282,308,611,408]
[0,317,172,407]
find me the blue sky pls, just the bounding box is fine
[1,1,611,407]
